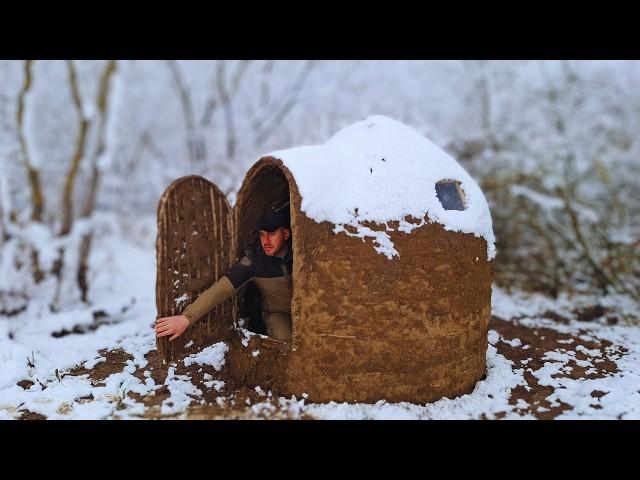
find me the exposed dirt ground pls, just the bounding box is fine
[488,316,626,419]
[58,348,312,419]
[15,314,631,420]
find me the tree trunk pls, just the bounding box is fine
[77,60,117,303]
[16,60,45,223]
[60,60,91,237]
[16,60,46,283]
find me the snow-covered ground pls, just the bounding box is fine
[1,219,639,420]
[0,218,159,420]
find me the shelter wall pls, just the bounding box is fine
[228,158,492,403]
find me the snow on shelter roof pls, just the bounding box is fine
[268,115,496,261]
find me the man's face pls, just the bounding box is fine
[260,227,290,256]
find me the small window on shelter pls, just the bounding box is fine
[436,180,466,211]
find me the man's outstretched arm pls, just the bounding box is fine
[155,255,254,341]
[155,275,236,341]
[182,276,235,325]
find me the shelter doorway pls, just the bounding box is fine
[234,165,292,339]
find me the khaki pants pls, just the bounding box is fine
[264,312,292,342]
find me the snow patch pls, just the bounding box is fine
[183,342,228,371]
[270,115,496,260]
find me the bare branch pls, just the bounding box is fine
[215,60,250,159]
[166,60,196,131]
[259,60,275,107]
[166,60,205,163]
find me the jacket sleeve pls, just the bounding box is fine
[181,275,235,326]
[181,255,255,326]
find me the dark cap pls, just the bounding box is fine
[257,211,290,232]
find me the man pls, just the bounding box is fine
[155,211,293,343]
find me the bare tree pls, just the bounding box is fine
[51,60,117,310]
[543,61,619,295]
[16,60,45,283]
[454,60,500,158]
[60,60,91,237]
[251,60,316,147]
[214,60,250,159]
[16,60,45,223]
[166,60,206,164]
[77,60,118,303]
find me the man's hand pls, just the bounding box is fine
[155,315,190,341]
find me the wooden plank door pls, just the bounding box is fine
[155,175,236,364]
